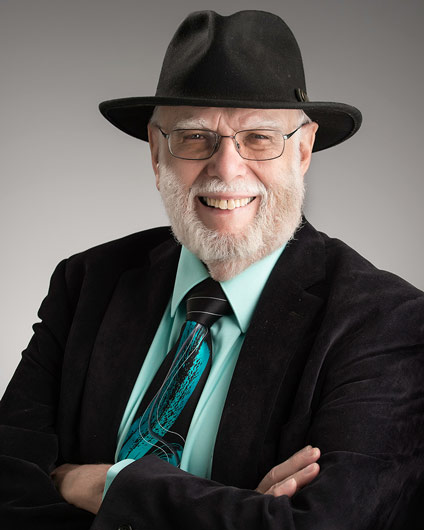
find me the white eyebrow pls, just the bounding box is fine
[172,118,287,131]
[173,118,210,129]
[241,120,286,130]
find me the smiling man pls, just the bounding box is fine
[0,10,423,530]
[150,106,315,281]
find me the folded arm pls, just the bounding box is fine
[50,445,321,514]
[1,258,423,530]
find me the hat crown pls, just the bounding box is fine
[156,10,307,104]
[98,9,362,151]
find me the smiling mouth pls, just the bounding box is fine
[199,196,256,210]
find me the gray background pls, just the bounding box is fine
[1,0,423,395]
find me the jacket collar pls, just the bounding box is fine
[211,220,327,487]
[78,235,181,463]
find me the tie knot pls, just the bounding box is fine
[186,277,232,328]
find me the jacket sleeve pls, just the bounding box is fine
[0,260,94,529]
[92,292,424,530]
[1,254,423,530]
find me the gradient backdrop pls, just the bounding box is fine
[1,0,423,394]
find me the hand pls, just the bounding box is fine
[256,445,320,497]
[51,463,112,514]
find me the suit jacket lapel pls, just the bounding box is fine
[212,221,327,488]
[78,237,181,463]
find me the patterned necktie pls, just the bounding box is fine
[118,277,232,467]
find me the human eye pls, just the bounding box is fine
[180,130,210,142]
[252,133,271,140]
[243,130,275,145]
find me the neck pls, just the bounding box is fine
[204,251,269,282]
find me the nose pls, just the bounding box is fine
[205,135,248,184]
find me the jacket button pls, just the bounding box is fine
[117,526,133,530]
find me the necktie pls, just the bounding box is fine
[118,277,231,467]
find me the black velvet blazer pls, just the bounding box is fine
[0,221,423,529]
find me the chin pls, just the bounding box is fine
[158,162,305,270]
[169,194,302,266]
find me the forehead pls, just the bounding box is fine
[157,106,299,130]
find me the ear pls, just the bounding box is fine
[147,123,161,190]
[299,122,319,177]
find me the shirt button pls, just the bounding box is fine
[117,525,133,530]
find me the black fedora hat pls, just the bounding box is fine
[99,10,362,152]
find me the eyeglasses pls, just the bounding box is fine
[157,123,306,161]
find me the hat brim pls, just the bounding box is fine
[99,96,362,152]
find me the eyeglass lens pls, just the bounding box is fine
[168,129,285,160]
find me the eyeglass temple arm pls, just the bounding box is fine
[158,127,170,139]
[283,122,308,140]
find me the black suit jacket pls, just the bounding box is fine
[0,221,423,529]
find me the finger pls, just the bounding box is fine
[256,446,320,493]
[266,477,297,497]
[266,462,320,497]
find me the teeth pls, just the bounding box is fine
[202,197,254,210]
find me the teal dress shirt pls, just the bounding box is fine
[103,243,285,495]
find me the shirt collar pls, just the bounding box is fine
[171,247,209,318]
[171,244,286,333]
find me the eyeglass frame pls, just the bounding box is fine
[156,123,307,161]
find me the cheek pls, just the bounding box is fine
[252,164,283,190]
[258,153,297,187]
[167,160,205,191]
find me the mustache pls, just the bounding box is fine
[189,177,267,196]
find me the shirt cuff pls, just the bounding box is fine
[102,459,135,498]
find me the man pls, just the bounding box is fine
[0,10,422,530]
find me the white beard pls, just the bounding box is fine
[157,155,305,280]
